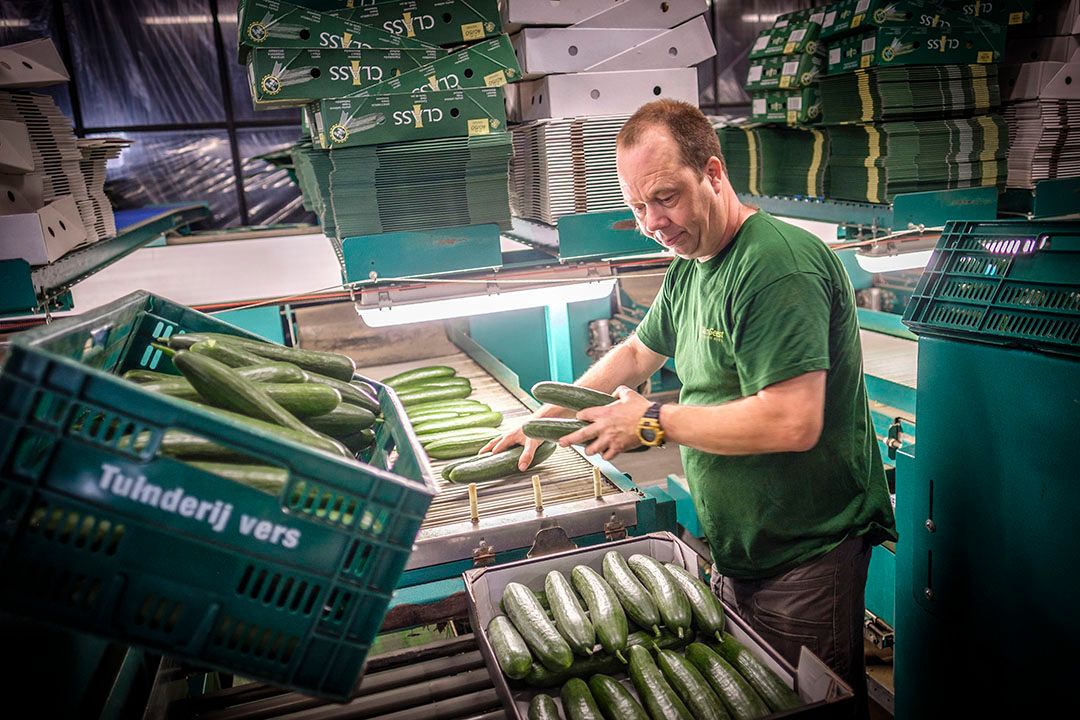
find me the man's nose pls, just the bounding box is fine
[643,206,669,234]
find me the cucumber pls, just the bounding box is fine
[441,452,492,481]
[189,338,265,368]
[570,566,628,661]
[122,369,176,383]
[233,361,308,384]
[487,615,533,680]
[603,551,662,637]
[195,404,352,459]
[627,645,693,720]
[303,403,376,437]
[413,411,503,435]
[523,418,590,442]
[588,674,650,720]
[405,410,463,424]
[340,428,376,454]
[303,370,380,414]
[396,376,472,393]
[139,431,247,462]
[170,332,356,381]
[656,649,731,720]
[545,570,596,656]
[522,630,689,688]
[528,694,560,720]
[561,678,604,720]
[405,398,489,416]
[172,351,317,437]
[447,442,557,484]
[141,378,340,418]
[627,554,693,639]
[188,461,288,495]
[502,582,574,673]
[382,365,456,388]
[684,643,770,720]
[417,426,500,447]
[711,633,800,713]
[532,381,615,411]
[396,384,472,406]
[664,563,726,641]
[424,436,494,460]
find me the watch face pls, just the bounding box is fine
[640,428,657,443]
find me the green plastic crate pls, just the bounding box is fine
[0,291,437,701]
[902,220,1080,355]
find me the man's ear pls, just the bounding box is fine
[705,156,724,191]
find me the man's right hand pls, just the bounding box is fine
[480,403,571,471]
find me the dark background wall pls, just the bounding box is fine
[0,0,814,229]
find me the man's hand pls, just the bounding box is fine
[559,385,652,460]
[479,425,549,472]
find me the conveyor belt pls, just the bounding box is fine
[366,352,622,531]
[860,330,918,389]
[170,634,506,720]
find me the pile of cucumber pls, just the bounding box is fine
[389,365,561,482]
[520,382,615,443]
[487,551,802,720]
[124,332,379,494]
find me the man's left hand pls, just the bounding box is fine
[559,385,652,460]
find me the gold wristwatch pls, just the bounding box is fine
[636,402,665,447]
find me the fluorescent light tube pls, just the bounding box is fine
[358,280,617,328]
[854,249,934,273]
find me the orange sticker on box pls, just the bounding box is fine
[462,22,484,41]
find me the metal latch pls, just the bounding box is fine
[528,522,577,558]
[604,513,626,541]
[863,611,895,650]
[472,538,496,567]
[886,417,904,460]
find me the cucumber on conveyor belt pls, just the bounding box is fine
[532,381,615,411]
[395,376,472,393]
[561,678,604,720]
[710,633,800,713]
[521,630,689,688]
[167,332,357,381]
[446,442,557,484]
[664,563,726,641]
[396,384,473,406]
[417,426,500,447]
[413,410,503,435]
[382,365,456,388]
[545,570,596,656]
[603,551,662,637]
[684,643,770,720]
[189,338,266,368]
[424,435,494,460]
[528,694,561,720]
[302,403,376,437]
[628,644,693,720]
[441,452,492,481]
[588,674,650,720]
[187,461,288,494]
[656,648,731,720]
[487,615,533,680]
[627,554,693,639]
[172,351,318,437]
[523,418,590,442]
[569,565,628,661]
[406,398,489,416]
[502,582,574,672]
[405,410,462,424]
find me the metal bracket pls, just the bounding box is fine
[527,522,577,558]
[472,538,496,567]
[604,513,627,541]
[863,611,895,650]
[886,417,903,460]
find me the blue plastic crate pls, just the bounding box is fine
[0,291,437,700]
[902,220,1080,356]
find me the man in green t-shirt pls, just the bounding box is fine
[485,100,896,716]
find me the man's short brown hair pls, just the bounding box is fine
[617,99,725,175]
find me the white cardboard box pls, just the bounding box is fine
[1001,61,1080,101]
[506,67,699,122]
[463,532,855,720]
[512,16,715,78]
[0,195,87,265]
[0,38,70,89]
[0,119,34,173]
[500,0,706,31]
[0,171,44,215]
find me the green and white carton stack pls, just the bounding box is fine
[238,0,521,241]
[815,0,1013,202]
[747,7,827,125]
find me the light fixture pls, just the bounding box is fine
[142,15,214,25]
[357,280,617,328]
[854,237,938,273]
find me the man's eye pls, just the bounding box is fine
[632,205,645,215]
[660,195,675,204]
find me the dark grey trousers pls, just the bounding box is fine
[712,535,872,720]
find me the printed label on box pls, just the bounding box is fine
[862,36,876,53]
[788,28,807,42]
[788,95,803,110]
[484,69,506,87]
[782,60,799,76]
[977,50,993,63]
[753,35,770,52]
[467,118,490,135]
[462,22,484,41]
[856,0,870,12]
[748,65,763,82]
[753,97,766,115]
[861,54,872,67]
[829,47,841,64]
[825,11,837,27]
[810,12,824,25]
[1008,11,1024,24]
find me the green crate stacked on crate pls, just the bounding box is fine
[814,0,1012,203]
[0,291,438,701]
[902,220,1080,354]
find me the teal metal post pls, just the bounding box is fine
[544,302,574,383]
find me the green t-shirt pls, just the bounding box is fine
[636,211,897,579]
